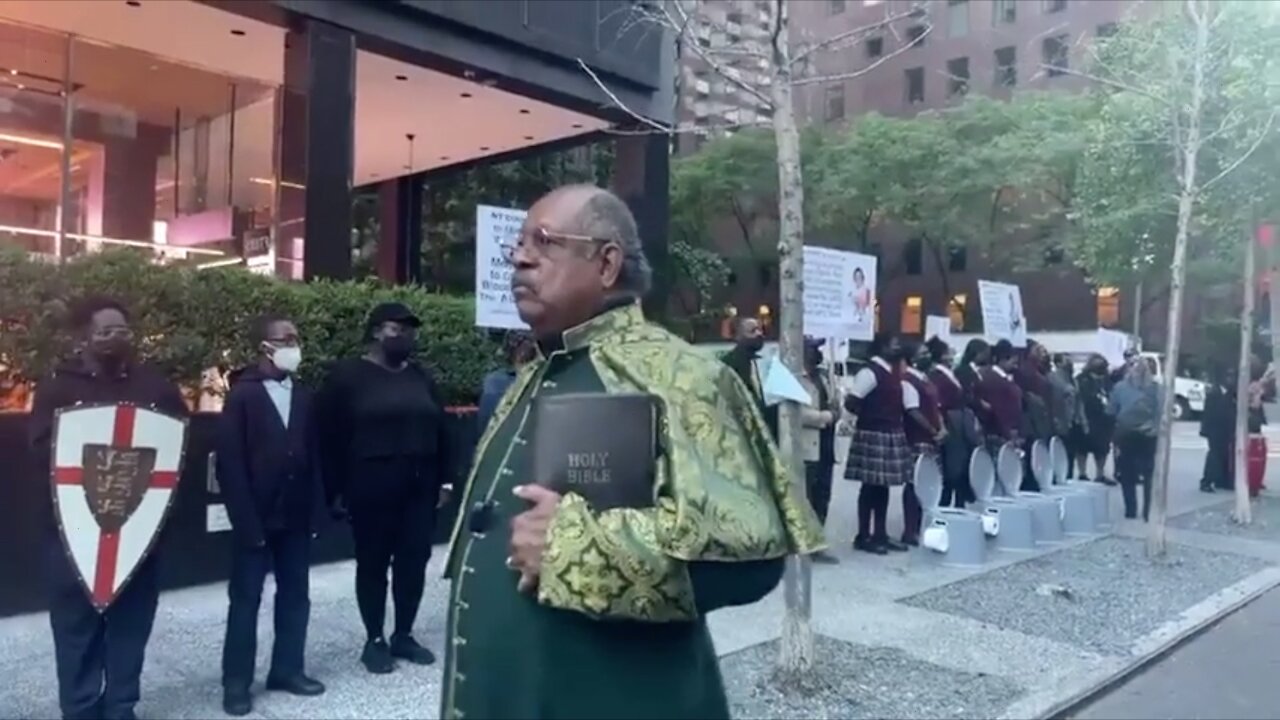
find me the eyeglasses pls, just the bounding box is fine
[499,227,613,264]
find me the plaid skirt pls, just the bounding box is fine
[844,428,911,486]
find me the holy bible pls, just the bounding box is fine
[531,393,659,511]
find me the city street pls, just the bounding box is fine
[1075,585,1280,720]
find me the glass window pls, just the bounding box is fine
[947,57,970,97]
[1097,287,1121,328]
[905,67,925,105]
[0,21,67,259]
[949,294,967,331]
[829,0,846,15]
[907,25,927,49]
[995,46,1017,87]
[1043,34,1069,77]
[866,36,884,58]
[824,82,845,122]
[905,237,923,275]
[1044,0,1068,13]
[948,0,969,38]
[993,0,1017,24]
[901,296,923,334]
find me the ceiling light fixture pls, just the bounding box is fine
[248,177,305,191]
[479,146,490,152]
[230,29,246,36]
[0,132,63,150]
[519,109,530,115]
[460,92,472,98]
[395,74,408,81]
[571,123,583,129]
[439,155,449,161]
[125,0,141,6]
[523,135,534,141]
[403,133,416,172]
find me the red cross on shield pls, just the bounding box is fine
[50,403,188,611]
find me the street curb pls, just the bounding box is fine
[1037,565,1280,720]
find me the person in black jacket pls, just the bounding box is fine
[722,316,779,438]
[317,302,451,674]
[217,314,325,716]
[29,296,187,720]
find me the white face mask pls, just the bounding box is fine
[269,346,302,374]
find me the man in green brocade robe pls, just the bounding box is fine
[441,185,826,720]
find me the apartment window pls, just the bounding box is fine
[948,0,969,38]
[948,294,968,332]
[995,46,1017,87]
[727,10,743,24]
[947,57,970,97]
[866,36,884,58]
[824,82,846,122]
[1043,34,1069,77]
[993,0,1017,24]
[901,296,924,334]
[1097,287,1121,328]
[829,0,846,15]
[948,246,967,272]
[907,24,928,49]
[905,66,925,104]
[864,0,884,5]
[905,238,924,275]
[1097,22,1119,38]
[1044,0,1068,12]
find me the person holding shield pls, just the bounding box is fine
[29,296,187,720]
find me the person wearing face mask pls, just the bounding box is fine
[1076,353,1116,485]
[217,314,325,716]
[722,316,777,437]
[29,296,187,720]
[317,302,451,674]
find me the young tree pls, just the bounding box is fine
[1058,0,1280,551]
[581,0,929,676]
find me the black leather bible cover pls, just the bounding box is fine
[531,392,659,510]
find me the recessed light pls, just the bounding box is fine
[395,74,408,81]
[571,123,583,129]
[460,92,472,98]
[519,109,530,115]
[439,155,449,161]
[125,0,141,6]
[479,146,490,151]
[230,29,246,36]
[523,135,534,141]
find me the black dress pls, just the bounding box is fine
[1076,371,1113,456]
[318,357,451,641]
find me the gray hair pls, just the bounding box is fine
[567,188,653,299]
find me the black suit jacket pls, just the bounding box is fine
[216,367,323,548]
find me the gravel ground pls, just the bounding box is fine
[1170,496,1280,541]
[721,635,1022,720]
[898,536,1270,656]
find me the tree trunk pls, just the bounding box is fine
[1270,228,1280,404]
[768,0,814,678]
[1234,225,1256,523]
[1149,0,1209,559]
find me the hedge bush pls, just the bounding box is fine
[0,249,502,405]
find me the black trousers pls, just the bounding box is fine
[346,458,438,641]
[222,528,311,690]
[1116,432,1156,520]
[46,537,159,720]
[1205,438,1233,490]
[804,460,834,525]
[856,484,891,541]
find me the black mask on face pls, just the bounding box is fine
[740,336,765,355]
[380,335,416,366]
[89,337,133,370]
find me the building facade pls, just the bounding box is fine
[0,0,673,289]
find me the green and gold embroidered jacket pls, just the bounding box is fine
[440,302,825,720]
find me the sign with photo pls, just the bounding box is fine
[977,280,1027,347]
[474,205,530,330]
[803,246,877,342]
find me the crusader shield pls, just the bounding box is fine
[50,403,188,611]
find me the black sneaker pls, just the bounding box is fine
[361,637,396,674]
[390,634,437,666]
[1200,482,1216,493]
[1096,476,1118,487]
[901,535,920,547]
[852,536,887,555]
[880,538,910,553]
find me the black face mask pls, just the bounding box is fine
[89,337,133,369]
[740,336,765,355]
[380,335,416,366]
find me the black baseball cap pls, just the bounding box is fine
[366,302,422,329]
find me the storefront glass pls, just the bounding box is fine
[0,17,280,270]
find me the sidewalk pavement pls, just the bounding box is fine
[2,441,1278,720]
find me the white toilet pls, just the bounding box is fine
[918,453,988,567]
[978,445,1037,553]
[1046,435,1112,529]
[1037,437,1100,535]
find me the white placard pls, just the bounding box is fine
[924,315,951,344]
[475,205,530,330]
[803,246,877,341]
[978,280,1027,347]
[206,504,232,534]
[762,356,813,407]
[1097,328,1130,368]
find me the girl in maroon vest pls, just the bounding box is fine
[901,340,947,546]
[843,332,914,554]
[927,337,977,507]
[977,340,1024,456]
